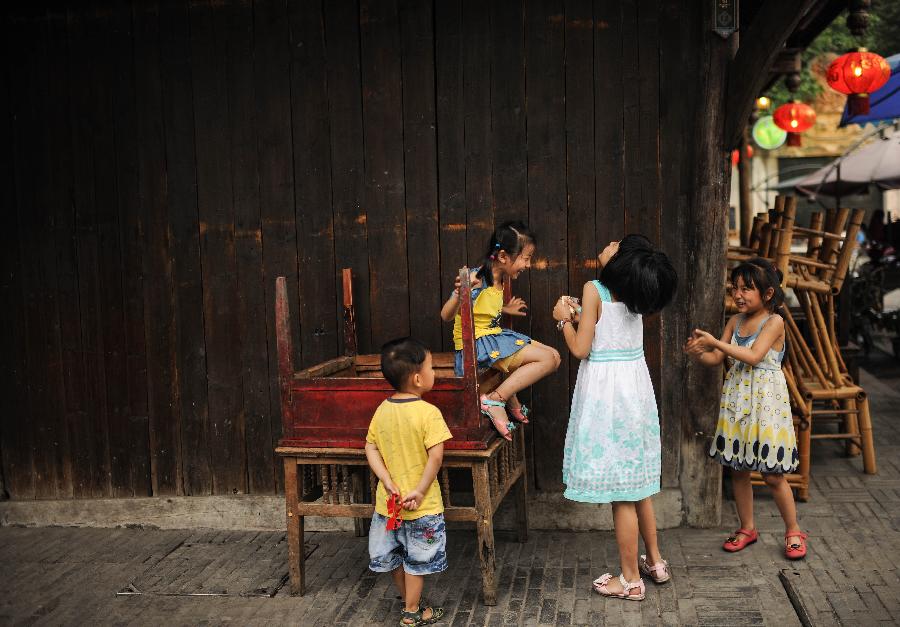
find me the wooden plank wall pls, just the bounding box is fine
[0,0,720,500]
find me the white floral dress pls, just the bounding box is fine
[562,281,661,503]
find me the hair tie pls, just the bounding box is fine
[494,242,501,249]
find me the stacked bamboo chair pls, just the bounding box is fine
[726,196,876,501]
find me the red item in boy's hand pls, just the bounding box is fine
[386,494,403,530]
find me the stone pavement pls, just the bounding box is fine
[2,363,899,626]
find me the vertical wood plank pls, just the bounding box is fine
[108,2,151,496]
[70,7,115,498]
[227,0,274,495]
[622,0,662,397]
[593,0,624,246]
[525,0,568,491]
[462,0,493,266]
[134,0,182,496]
[160,0,211,496]
[360,0,409,347]
[657,0,690,490]
[435,0,466,352]
[253,0,297,491]
[0,13,35,499]
[399,0,442,351]
[43,6,78,498]
[288,0,338,366]
[86,4,132,499]
[564,0,596,402]
[190,0,246,495]
[489,0,535,484]
[324,0,371,355]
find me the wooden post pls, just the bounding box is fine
[283,457,304,595]
[830,209,864,294]
[459,268,481,431]
[775,196,796,282]
[472,460,497,605]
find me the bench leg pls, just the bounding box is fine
[284,457,305,596]
[514,429,528,543]
[472,460,497,606]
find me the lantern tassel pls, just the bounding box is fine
[787,133,802,147]
[849,93,870,116]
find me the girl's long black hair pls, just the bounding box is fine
[599,234,677,315]
[475,221,536,287]
[730,257,784,313]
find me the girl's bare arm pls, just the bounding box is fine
[700,315,784,366]
[558,282,600,360]
[686,315,737,367]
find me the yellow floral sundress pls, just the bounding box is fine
[709,314,798,474]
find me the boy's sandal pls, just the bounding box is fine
[507,404,530,424]
[480,395,516,441]
[723,528,758,552]
[638,555,671,584]
[592,573,645,601]
[785,531,808,560]
[399,605,445,626]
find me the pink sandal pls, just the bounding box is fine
[480,395,516,441]
[638,555,670,584]
[592,574,645,601]
[507,403,530,424]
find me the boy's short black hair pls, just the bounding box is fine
[380,337,429,391]
[599,234,677,315]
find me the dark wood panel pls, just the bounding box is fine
[226,0,274,496]
[44,6,77,498]
[657,0,690,490]
[86,4,131,499]
[134,0,182,496]
[190,0,247,495]
[434,0,466,352]
[593,0,625,246]
[325,0,371,355]
[360,0,409,348]
[1,12,35,499]
[289,0,338,367]
[462,0,493,266]
[253,0,296,494]
[400,0,442,352]
[622,0,663,398]
[525,0,569,491]
[68,7,113,498]
[109,2,151,497]
[160,0,211,496]
[564,0,596,395]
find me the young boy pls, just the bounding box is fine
[366,337,452,626]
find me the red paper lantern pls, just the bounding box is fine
[730,145,754,167]
[826,50,891,115]
[773,102,816,147]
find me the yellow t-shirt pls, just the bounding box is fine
[366,398,453,520]
[452,285,504,350]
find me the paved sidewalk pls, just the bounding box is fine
[2,365,899,626]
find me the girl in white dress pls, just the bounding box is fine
[553,235,677,601]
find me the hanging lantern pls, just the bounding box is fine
[752,115,787,150]
[773,102,816,147]
[755,96,771,111]
[826,49,891,115]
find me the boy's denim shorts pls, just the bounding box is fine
[368,512,448,576]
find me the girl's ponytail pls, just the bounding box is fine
[475,221,536,286]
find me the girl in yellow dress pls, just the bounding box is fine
[440,221,560,441]
[684,257,808,560]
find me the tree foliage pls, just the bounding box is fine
[765,1,900,108]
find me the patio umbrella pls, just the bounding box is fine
[840,53,900,127]
[794,132,900,197]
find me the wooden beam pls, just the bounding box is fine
[724,0,817,148]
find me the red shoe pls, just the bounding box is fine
[785,531,808,560]
[723,528,758,552]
